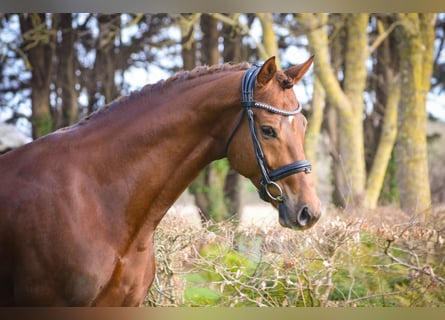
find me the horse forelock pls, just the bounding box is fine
[276,71,294,89]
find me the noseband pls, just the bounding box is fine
[225,65,312,203]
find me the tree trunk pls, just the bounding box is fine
[221,13,242,63]
[20,13,57,139]
[304,76,324,187]
[362,15,400,208]
[395,13,435,216]
[257,13,279,64]
[298,13,368,207]
[363,78,399,208]
[340,13,368,206]
[85,14,120,113]
[179,14,199,70]
[56,13,78,128]
[96,14,119,104]
[200,14,219,65]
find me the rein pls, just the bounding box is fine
[225,65,312,203]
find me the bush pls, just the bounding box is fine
[144,206,445,307]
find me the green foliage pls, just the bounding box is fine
[32,113,53,137]
[182,242,259,306]
[188,159,234,222]
[379,150,399,205]
[184,287,221,306]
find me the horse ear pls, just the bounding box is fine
[284,55,314,84]
[257,56,277,86]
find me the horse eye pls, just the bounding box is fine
[260,126,277,138]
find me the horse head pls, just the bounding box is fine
[226,56,321,230]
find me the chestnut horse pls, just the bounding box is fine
[0,56,320,306]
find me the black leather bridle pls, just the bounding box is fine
[225,65,312,203]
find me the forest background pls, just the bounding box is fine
[1,13,445,306]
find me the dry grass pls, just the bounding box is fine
[145,204,445,307]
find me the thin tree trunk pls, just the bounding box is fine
[95,14,119,104]
[56,13,78,128]
[221,13,242,63]
[362,15,401,208]
[200,14,219,65]
[179,13,199,70]
[363,78,399,208]
[304,76,324,187]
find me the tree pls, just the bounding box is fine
[297,13,369,207]
[178,14,198,72]
[19,13,58,139]
[55,13,78,127]
[362,14,401,208]
[85,14,120,111]
[257,13,280,65]
[394,13,436,216]
[304,76,324,186]
[363,78,399,209]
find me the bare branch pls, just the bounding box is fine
[368,20,403,55]
[208,13,269,60]
[384,240,445,286]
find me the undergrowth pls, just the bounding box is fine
[145,206,445,307]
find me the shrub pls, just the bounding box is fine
[145,206,445,307]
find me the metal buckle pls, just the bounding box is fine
[262,181,284,202]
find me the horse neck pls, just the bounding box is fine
[78,70,244,231]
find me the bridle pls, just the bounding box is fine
[225,65,312,203]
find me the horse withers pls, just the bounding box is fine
[0,56,321,306]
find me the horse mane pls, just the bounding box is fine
[80,61,252,124]
[140,61,251,94]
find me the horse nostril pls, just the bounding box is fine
[297,206,312,227]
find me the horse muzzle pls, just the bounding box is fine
[258,180,320,230]
[278,202,320,230]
